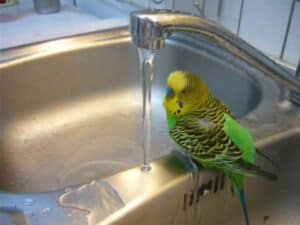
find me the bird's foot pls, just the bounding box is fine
[173,149,200,172]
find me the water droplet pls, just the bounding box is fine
[65,187,72,193]
[119,112,130,118]
[7,204,17,209]
[42,207,51,214]
[245,114,259,123]
[203,189,210,196]
[23,198,35,206]
[23,176,29,185]
[24,210,34,216]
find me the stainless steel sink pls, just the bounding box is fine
[0,27,299,225]
[0,28,262,193]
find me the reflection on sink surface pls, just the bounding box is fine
[0,29,262,193]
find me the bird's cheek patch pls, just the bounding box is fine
[172,108,182,116]
[165,98,179,116]
[171,101,184,115]
[172,110,178,116]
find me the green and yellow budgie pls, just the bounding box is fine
[163,71,277,225]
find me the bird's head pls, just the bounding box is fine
[163,71,210,117]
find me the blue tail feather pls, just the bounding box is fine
[237,188,250,225]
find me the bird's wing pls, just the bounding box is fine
[223,159,277,180]
[171,112,243,164]
[222,112,276,166]
[222,113,255,163]
[171,112,277,180]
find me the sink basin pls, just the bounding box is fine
[1,130,298,225]
[0,27,299,225]
[0,28,262,193]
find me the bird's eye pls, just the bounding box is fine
[166,87,175,97]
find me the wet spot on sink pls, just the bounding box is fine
[59,180,124,225]
[0,208,27,225]
[263,215,270,224]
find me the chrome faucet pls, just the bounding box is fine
[130,10,300,103]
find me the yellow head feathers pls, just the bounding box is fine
[163,70,211,117]
[166,71,190,93]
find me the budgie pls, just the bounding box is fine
[163,71,277,225]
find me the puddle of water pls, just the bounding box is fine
[59,180,124,225]
[56,160,131,188]
[42,207,51,215]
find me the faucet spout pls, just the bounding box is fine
[130,9,300,93]
[130,10,167,50]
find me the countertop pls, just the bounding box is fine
[0,2,129,50]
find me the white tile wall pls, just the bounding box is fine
[203,0,219,21]
[216,0,241,33]
[74,0,127,19]
[283,1,300,65]
[239,0,293,58]
[135,0,300,66]
[3,0,299,66]
[173,0,195,13]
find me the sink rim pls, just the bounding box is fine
[0,27,131,66]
